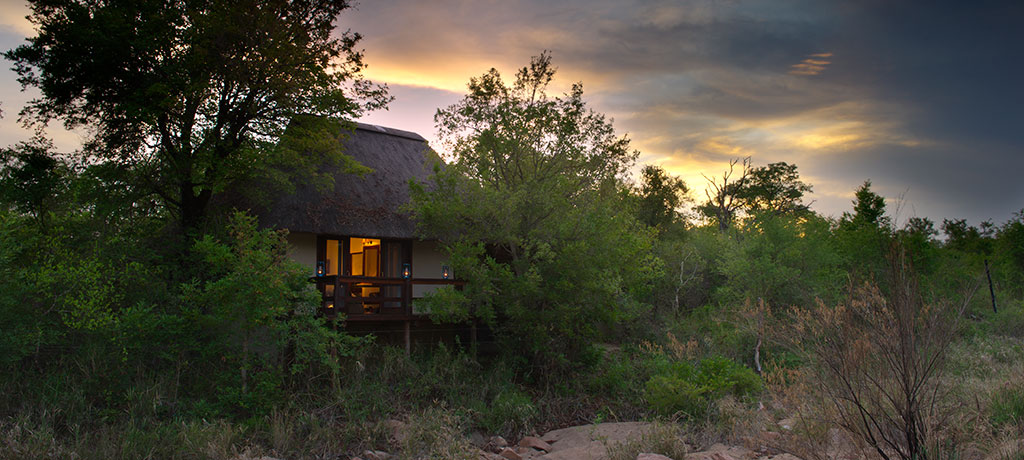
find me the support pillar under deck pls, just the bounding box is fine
[404,320,411,356]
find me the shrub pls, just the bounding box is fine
[787,249,973,460]
[184,211,361,416]
[645,374,707,419]
[644,356,762,420]
[480,388,538,437]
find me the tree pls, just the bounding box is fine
[635,164,689,231]
[6,0,389,233]
[897,216,939,273]
[697,157,751,231]
[737,161,812,217]
[410,53,658,370]
[995,210,1024,295]
[842,180,889,229]
[941,218,994,254]
[836,180,893,281]
[0,136,68,227]
[717,213,843,309]
[698,159,814,230]
[186,212,361,407]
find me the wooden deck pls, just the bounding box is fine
[311,275,469,354]
[312,275,465,320]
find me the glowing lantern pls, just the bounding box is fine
[402,263,411,279]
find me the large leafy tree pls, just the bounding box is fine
[737,161,812,217]
[635,164,689,232]
[698,158,812,230]
[6,0,389,232]
[410,53,658,370]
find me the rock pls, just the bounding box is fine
[686,444,756,460]
[487,435,509,453]
[776,418,795,431]
[537,422,665,460]
[538,442,608,460]
[519,436,553,452]
[469,431,488,448]
[477,451,504,460]
[685,452,734,460]
[499,447,522,460]
[362,450,391,460]
[542,422,654,450]
[638,454,675,460]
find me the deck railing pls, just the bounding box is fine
[313,275,465,320]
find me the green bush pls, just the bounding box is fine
[645,375,707,420]
[644,356,762,420]
[480,388,538,437]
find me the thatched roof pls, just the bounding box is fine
[252,122,439,238]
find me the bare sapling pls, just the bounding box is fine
[787,247,977,460]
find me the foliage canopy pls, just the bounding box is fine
[6,0,389,232]
[410,53,658,370]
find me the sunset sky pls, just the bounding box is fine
[1,0,1021,226]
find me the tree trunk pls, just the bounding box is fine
[180,184,213,234]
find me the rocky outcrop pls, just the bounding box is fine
[346,421,887,460]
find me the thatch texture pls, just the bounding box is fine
[251,122,439,238]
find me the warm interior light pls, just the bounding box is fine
[326,239,339,276]
[349,237,381,277]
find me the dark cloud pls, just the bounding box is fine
[805,141,1024,224]
[1,0,1019,224]
[822,1,1024,146]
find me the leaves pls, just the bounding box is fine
[6,0,390,230]
[411,53,658,370]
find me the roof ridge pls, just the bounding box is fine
[353,122,427,142]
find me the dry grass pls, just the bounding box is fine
[749,332,1024,460]
[605,421,690,460]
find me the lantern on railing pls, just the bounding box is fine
[324,300,335,313]
[441,265,451,280]
[402,263,412,279]
[316,261,325,277]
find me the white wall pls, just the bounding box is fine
[411,240,448,298]
[286,232,317,276]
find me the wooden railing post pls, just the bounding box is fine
[403,278,412,315]
[334,276,341,317]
